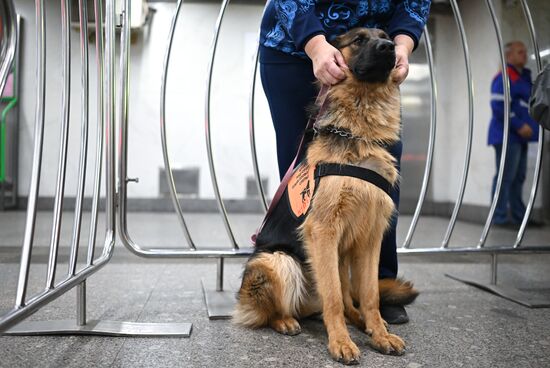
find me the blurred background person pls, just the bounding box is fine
[488,41,539,228]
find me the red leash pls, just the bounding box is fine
[252,84,331,245]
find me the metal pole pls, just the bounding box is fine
[249,42,268,212]
[68,0,90,276]
[87,0,105,266]
[102,0,116,258]
[76,281,86,326]
[204,0,239,249]
[402,26,437,248]
[118,0,131,216]
[490,253,498,285]
[441,0,475,248]
[216,258,224,292]
[159,0,197,250]
[15,0,46,308]
[117,0,132,252]
[248,2,270,212]
[1,241,115,332]
[46,0,71,288]
[515,0,545,248]
[478,0,511,247]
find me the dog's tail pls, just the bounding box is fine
[379,278,419,306]
[233,251,306,328]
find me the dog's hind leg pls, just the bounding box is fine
[234,252,304,336]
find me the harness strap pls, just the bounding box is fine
[252,85,331,244]
[314,163,393,198]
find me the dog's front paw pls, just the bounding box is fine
[328,337,361,365]
[269,317,302,336]
[369,332,405,355]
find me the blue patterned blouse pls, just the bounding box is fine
[260,0,431,60]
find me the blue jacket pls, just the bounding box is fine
[260,0,431,61]
[488,64,539,145]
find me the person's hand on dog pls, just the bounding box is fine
[305,35,348,86]
[393,34,414,85]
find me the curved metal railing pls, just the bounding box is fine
[402,26,437,248]
[249,42,268,212]
[248,4,270,213]
[204,0,239,249]
[118,0,251,258]
[514,0,545,248]
[45,0,71,289]
[441,0,475,248]
[159,0,197,250]
[478,0,512,248]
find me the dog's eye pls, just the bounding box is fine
[353,37,367,45]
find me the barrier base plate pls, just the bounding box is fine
[201,279,236,320]
[446,274,550,308]
[2,320,193,337]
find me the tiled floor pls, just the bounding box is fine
[0,212,549,367]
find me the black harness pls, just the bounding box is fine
[315,163,392,197]
[250,85,395,262]
[252,124,393,262]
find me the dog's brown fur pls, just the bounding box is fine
[234,28,418,364]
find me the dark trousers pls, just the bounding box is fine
[491,142,528,224]
[260,60,400,279]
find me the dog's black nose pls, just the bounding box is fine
[376,39,395,52]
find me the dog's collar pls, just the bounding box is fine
[313,124,365,141]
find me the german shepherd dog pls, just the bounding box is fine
[234,28,418,364]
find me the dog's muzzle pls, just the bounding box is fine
[351,39,396,83]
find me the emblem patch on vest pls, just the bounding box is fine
[287,163,316,218]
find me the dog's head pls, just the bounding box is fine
[331,28,396,84]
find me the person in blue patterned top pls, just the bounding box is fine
[259,0,431,324]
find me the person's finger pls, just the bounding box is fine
[394,66,409,84]
[327,61,346,81]
[319,70,338,85]
[316,70,329,85]
[334,51,348,70]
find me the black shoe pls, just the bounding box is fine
[493,222,521,231]
[380,305,409,325]
[527,219,544,228]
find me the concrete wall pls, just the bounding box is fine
[12,0,550,216]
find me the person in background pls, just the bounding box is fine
[259,1,432,324]
[488,41,539,228]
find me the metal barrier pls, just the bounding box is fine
[0,0,189,336]
[118,0,256,319]
[1,0,549,337]
[120,0,549,315]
